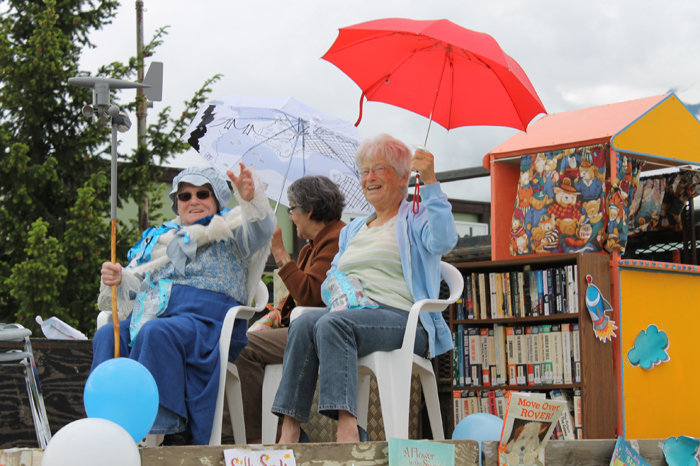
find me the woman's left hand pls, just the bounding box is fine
[411,148,438,185]
[227,162,255,202]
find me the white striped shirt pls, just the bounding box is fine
[337,216,413,311]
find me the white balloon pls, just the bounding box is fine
[42,418,140,466]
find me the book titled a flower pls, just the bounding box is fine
[388,438,455,466]
[498,392,567,466]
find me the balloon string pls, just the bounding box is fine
[412,175,420,214]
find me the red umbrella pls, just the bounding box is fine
[322,18,546,137]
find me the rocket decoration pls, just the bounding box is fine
[585,274,617,342]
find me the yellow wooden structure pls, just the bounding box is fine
[483,93,700,438]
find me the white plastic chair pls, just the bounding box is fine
[262,261,463,441]
[96,280,269,446]
[0,323,52,448]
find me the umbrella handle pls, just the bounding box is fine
[355,92,366,127]
[412,175,420,214]
[111,219,120,358]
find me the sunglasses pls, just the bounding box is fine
[176,190,212,202]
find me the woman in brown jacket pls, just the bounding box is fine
[235,175,345,443]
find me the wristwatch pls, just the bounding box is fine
[276,257,292,268]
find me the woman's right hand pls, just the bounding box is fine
[101,262,122,286]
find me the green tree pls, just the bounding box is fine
[0,0,219,335]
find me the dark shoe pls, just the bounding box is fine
[358,425,370,442]
[162,431,193,446]
[298,427,310,443]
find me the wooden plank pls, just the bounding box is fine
[482,439,667,466]
[0,339,93,449]
[0,440,479,466]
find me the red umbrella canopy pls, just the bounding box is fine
[322,18,546,132]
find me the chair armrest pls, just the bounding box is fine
[290,306,328,322]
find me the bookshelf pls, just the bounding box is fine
[449,252,616,439]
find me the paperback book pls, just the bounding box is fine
[498,392,566,466]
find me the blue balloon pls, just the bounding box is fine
[452,413,504,466]
[84,358,159,442]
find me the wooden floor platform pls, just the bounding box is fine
[1,439,669,466]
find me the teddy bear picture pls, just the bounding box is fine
[501,418,552,466]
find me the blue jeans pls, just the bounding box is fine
[271,306,429,422]
[150,405,187,435]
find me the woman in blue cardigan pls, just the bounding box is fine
[272,134,457,443]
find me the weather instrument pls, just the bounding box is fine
[68,62,163,358]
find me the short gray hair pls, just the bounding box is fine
[287,176,345,223]
[354,134,411,197]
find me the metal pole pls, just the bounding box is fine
[136,0,149,231]
[110,122,120,358]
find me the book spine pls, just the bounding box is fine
[573,388,582,438]
[532,325,541,385]
[490,272,498,319]
[529,270,539,317]
[525,325,535,386]
[468,327,482,387]
[453,391,462,428]
[457,324,465,386]
[522,270,531,317]
[479,390,490,414]
[506,326,517,386]
[542,324,553,384]
[572,323,581,383]
[488,390,497,416]
[488,327,497,387]
[572,265,579,313]
[495,324,508,385]
[502,272,513,317]
[494,390,506,419]
[545,269,554,316]
[479,273,488,319]
[562,323,573,385]
[518,271,527,318]
[514,326,527,385]
[536,270,544,316]
[467,391,479,416]
[452,331,459,386]
[566,265,574,313]
[472,273,479,320]
[462,326,471,386]
[551,323,563,385]
[554,267,562,314]
[480,327,490,387]
[510,271,519,318]
[465,275,474,320]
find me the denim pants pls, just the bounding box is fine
[271,306,429,423]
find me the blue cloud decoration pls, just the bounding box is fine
[627,324,670,369]
[663,436,700,466]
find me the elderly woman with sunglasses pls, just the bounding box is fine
[92,164,274,445]
[272,134,458,443]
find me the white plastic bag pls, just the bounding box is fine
[35,316,88,340]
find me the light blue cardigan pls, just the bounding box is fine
[322,182,458,357]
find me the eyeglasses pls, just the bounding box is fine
[360,165,389,178]
[176,190,212,202]
[287,205,300,215]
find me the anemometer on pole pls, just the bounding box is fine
[68,62,163,358]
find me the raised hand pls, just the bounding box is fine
[227,162,256,202]
[410,147,437,185]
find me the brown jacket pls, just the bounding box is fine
[276,219,345,326]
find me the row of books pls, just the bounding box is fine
[455,265,580,320]
[452,323,581,388]
[453,388,583,441]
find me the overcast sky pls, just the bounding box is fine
[79,0,700,202]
